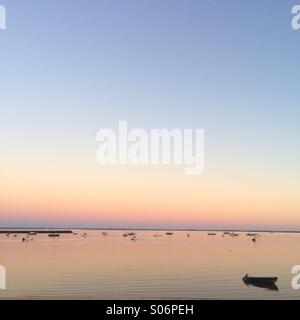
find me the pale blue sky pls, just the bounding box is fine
[1,1,299,135]
[1,1,299,141]
[0,0,300,227]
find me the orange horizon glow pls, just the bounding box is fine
[1,154,299,229]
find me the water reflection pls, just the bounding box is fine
[243,281,279,291]
[0,230,298,299]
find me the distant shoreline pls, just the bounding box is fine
[1,227,300,234]
[0,229,72,234]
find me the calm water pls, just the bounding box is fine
[0,230,300,299]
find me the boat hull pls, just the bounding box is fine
[243,276,278,285]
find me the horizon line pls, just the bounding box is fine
[1,226,300,233]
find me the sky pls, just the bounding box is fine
[0,0,299,229]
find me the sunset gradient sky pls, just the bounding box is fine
[0,0,299,229]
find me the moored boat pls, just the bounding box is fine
[127,232,136,236]
[243,274,278,285]
[48,233,60,238]
[153,233,162,237]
